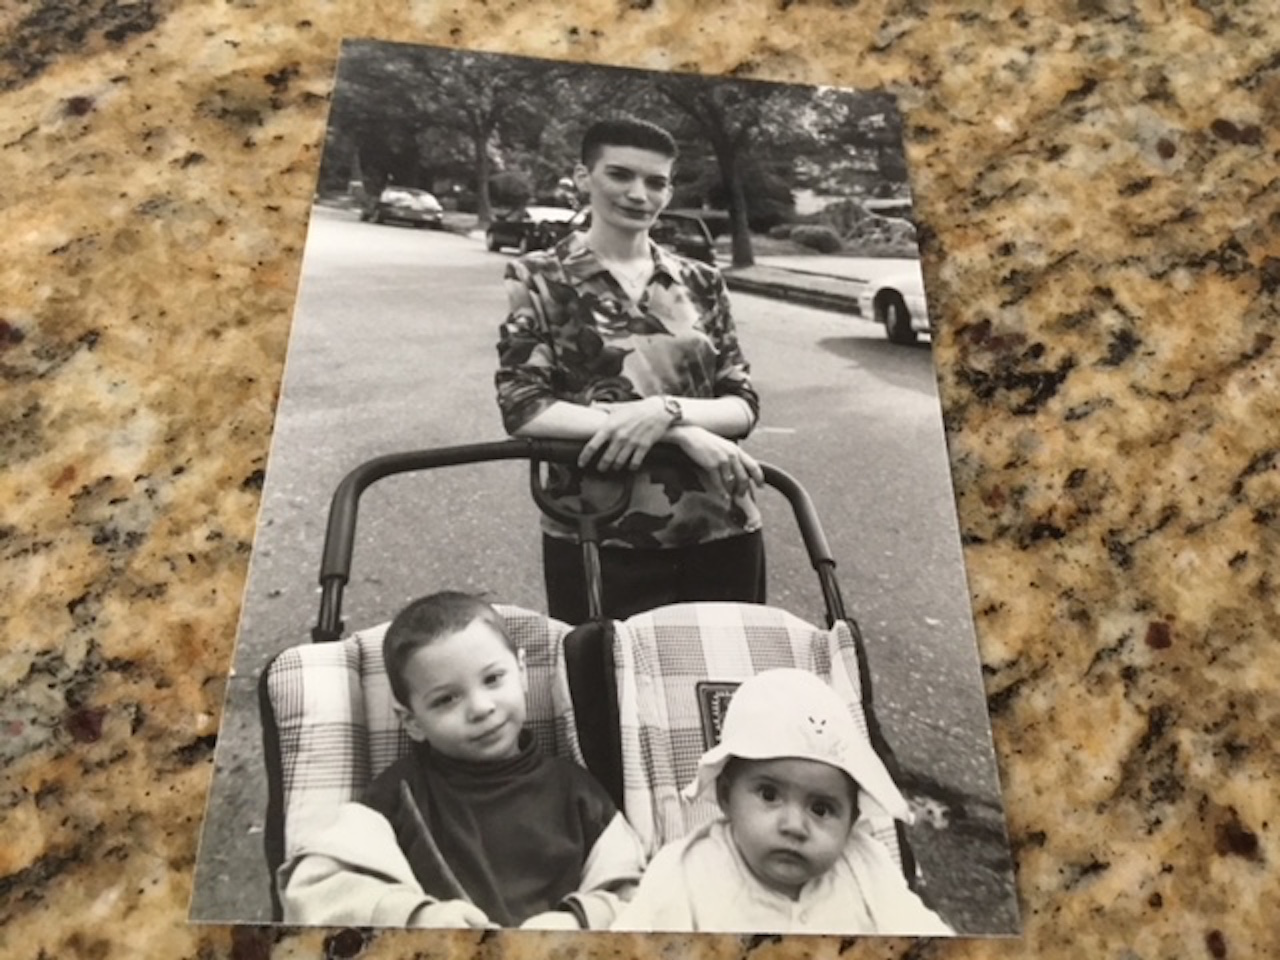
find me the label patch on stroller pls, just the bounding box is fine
[695,681,741,749]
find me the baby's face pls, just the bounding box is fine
[394,619,527,763]
[720,757,856,899]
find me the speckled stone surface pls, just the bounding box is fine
[1,2,1276,959]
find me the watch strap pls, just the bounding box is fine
[661,395,683,424]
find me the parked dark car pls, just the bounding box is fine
[485,205,579,253]
[648,211,717,265]
[556,209,717,265]
[360,186,444,229]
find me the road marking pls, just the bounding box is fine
[756,427,797,434]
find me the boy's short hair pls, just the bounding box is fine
[383,591,512,705]
[581,116,678,169]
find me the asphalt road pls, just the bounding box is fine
[192,206,1014,930]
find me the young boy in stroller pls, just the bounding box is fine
[277,592,645,930]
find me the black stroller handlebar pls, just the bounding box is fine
[314,438,848,640]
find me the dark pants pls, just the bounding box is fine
[542,530,766,624]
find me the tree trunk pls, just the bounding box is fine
[348,143,364,195]
[474,134,493,225]
[723,152,755,269]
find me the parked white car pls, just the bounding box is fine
[360,186,444,229]
[857,263,931,345]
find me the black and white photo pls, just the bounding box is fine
[190,39,1020,938]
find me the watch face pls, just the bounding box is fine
[664,397,683,421]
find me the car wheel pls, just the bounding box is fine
[371,208,383,225]
[881,292,917,345]
[486,231,501,252]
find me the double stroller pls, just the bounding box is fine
[259,439,917,921]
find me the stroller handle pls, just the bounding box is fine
[313,438,848,640]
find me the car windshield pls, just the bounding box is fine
[520,206,578,222]
[384,187,439,204]
[653,217,703,242]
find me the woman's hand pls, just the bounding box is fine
[579,397,674,471]
[670,426,763,499]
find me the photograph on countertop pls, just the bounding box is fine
[189,38,1020,937]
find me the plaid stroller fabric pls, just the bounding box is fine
[612,601,904,867]
[261,605,581,862]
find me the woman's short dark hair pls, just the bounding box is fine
[383,591,511,705]
[581,116,678,168]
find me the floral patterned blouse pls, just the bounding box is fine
[496,231,763,549]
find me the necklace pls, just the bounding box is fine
[586,241,655,295]
[590,246,654,297]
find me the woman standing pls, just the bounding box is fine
[496,116,765,623]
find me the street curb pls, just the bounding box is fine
[723,273,864,316]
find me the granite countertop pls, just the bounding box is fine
[1,2,1275,958]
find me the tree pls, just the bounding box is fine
[632,75,829,267]
[326,43,578,221]
[321,43,911,252]
[324,42,439,195]
[797,88,908,196]
[409,52,557,223]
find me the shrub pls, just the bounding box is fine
[790,225,843,254]
[843,213,918,253]
[818,198,872,236]
[814,198,919,255]
[488,171,533,208]
[699,166,794,233]
[768,223,794,240]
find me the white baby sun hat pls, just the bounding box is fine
[683,668,911,823]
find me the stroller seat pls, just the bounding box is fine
[258,604,581,919]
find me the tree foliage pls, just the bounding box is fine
[320,42,911,248]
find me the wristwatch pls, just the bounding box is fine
[660,395,684,424]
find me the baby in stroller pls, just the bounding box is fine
[277,592,646,930]
[613,669,953,935]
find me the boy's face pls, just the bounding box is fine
[718,757,857,900]
[393,618,527,763]
[575,145,674,238]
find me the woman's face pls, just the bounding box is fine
[575,144,674,238]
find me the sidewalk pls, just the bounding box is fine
[721,261,867,315]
